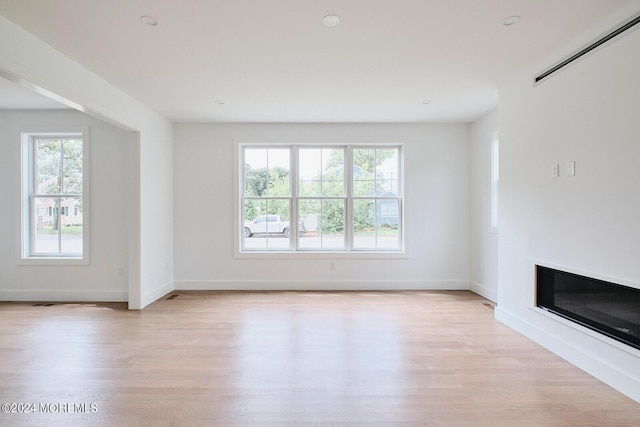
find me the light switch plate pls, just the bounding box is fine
[566,161,575,177]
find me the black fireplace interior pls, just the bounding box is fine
[536,265,640,350]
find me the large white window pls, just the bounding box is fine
[240,145,403,253]
[21,132,89,262]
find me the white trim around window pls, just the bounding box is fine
[19,128,90,265]
[235,142,405,258]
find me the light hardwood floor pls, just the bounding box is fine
[1,290,638,426]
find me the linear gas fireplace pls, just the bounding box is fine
[536,265,640,350]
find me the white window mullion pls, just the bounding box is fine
[398,147,404,250]
[29,196,35,257]
[291,145,299,250]
[59,140,65,200]
[345,146,354,251]
[57,196,62,254]
[240,146,247,250]
[56,141,63,255]
[374,199,379,249]
[28,140,36,257]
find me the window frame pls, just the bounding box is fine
[237,143,405,258]
[20,129,90,265]
[297,145,347,251]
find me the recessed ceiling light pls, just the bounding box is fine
[323,14,340,27]
[503,15,520,26]
[140,15,158,26]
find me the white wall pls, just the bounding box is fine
[0,109,129,301]
[174,123,470,290]
[137,123,174,308]
[0,16,174,308]
[469,109,498,302]
[496,7,640,402]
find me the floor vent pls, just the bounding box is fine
[535,13,640,85]
[32,303,55,306]
[166,294,179,300]
[482,302,495,311]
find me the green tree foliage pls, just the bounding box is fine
[326,148,394,174]
[243,148,398,234]
[36,138,83,230]
[244,165,290,197]
[36,140,62,194]
[320,200,344,234]
[353,199,375,232]
[324,148,396,232]
[36,138,82,195]
[244,165,290,220]
[62,139,83,194]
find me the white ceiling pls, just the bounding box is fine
[0,0,634,122]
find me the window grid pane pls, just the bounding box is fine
[299,148,345,197]
[33,196,60,254]
[243,198,292,250]
[353,198,401,250]
[244,148,291,197]
[242,147,294,250]
[29,136,84,257]
[241,145,402,252]
[62,138,83,194]
[299,198,345,250]
[35,139,62,195]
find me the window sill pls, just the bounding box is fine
[236,251,408,260]
[19,257,89,266]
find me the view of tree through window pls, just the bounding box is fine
[241,145,402,252]
[299,148,345,249]
[243,148,291,249]
[30,136,84,256]
[352,148,400,249]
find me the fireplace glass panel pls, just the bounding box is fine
[536,265,640,350]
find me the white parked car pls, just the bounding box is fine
[244,215,304,238]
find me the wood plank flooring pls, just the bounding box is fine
[1,290,639,426]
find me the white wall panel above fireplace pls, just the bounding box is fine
[497,3,640,403]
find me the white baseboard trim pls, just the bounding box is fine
[174,280,470,291]
[0,289,128,302]
[141,280,174,308]
[495,306,640,404]
[469,281,497,302]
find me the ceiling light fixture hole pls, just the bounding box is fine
[503,15,520,26]
[323,14,340,27]
[140,15,158,26]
